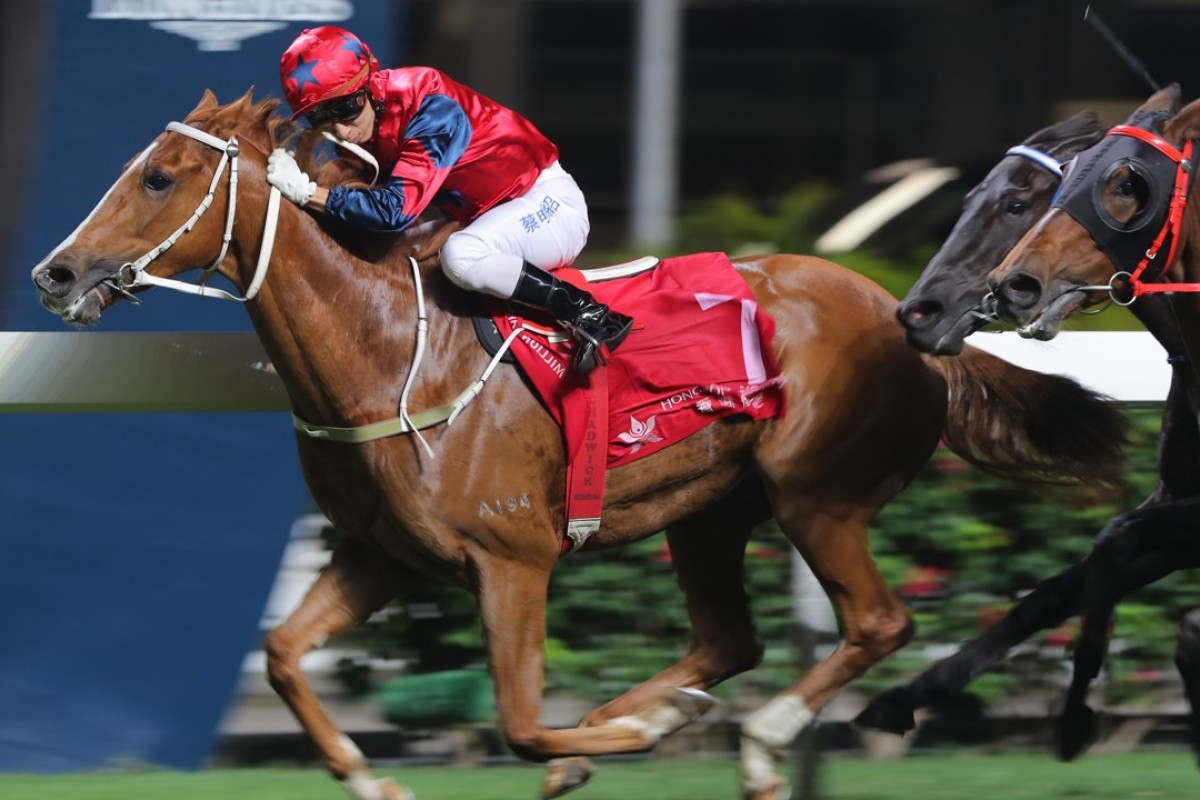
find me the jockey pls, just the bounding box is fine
[271,26,632,374]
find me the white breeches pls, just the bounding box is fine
[440,161,590,298]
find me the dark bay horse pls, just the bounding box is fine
[862,100,1200,764]
[984,84,1200,761]
[30,91,1125,800]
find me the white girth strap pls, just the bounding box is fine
[129,122,513,452]
[291,258,530,447]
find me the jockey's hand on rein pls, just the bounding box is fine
[267,149,317,206]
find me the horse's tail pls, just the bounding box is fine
[927,345,1130,501]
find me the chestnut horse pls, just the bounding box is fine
[986,84,1200,760]
[863,103,1200,765]
[30,91,1125,800]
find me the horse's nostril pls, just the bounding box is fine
[33,264,77,293]
[897,299,942,330]
[1001,273,1042,310]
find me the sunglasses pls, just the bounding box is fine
[306,91,367,127]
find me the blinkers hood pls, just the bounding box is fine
[1051,115,1196,279]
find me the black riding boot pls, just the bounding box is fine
[510,263,634,374]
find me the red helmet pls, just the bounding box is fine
[280,26,379,121]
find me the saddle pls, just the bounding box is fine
[476,252,785,552]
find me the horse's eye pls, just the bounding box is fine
[1003,198,1029,216]
[1115,174,1148,204]
[143,171,173,193]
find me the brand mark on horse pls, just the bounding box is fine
[478,493,533,518]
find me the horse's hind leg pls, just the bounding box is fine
[1176,609,1200,767]
[264,538,408,800]
[740,505,913,800]
[542,487,768,798]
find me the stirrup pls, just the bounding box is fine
[565,317,633,375]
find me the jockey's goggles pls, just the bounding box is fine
[306,91,367,127]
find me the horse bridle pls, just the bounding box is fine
[106,121,281,304]
[971,145,1068,326]
[1057,124,1200,305]
[100,120,528,449]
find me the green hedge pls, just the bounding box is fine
[329,408,1179,711]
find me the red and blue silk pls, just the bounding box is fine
[325,67,559,231]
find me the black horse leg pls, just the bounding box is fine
[1061,498,1200,760]
[1056,512,1144,761]
[1175,609,1200,766]
[855,534,1194,737]
[855,559,1089,734]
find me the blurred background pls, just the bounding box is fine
[2,0,1200,793]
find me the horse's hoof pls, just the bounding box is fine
[342,774,414,800]
[853,688,916,735]
[384,778,416,800]
[541,757,596,799]
[743,777,791,800]
[666,686,717,721]
[1056,703,1098,762]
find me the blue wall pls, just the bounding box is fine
[1,1,398,772]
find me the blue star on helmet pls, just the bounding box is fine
[288,55,321,91]
[338,33,368,61]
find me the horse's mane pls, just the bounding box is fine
[182,89,338,182]
[181,89,454,268]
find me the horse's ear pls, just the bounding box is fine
[1064,110,1101,128]
[1162,96,1200,144]
[196,89,220,113]
[230,87,255,112]
[1135,82,1181,117]
[1051,111,1105,155]
[1025,110,1105,161]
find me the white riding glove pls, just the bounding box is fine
[267,149,317,206]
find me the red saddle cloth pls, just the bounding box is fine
[493,251,785,496]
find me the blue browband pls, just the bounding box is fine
[1005,145,1065,178]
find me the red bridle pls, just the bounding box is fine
[1107,124,1199,297]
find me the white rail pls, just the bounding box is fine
[0,332,288,412]
[0,330,1167,411]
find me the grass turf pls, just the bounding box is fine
[0,751,1195,799]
